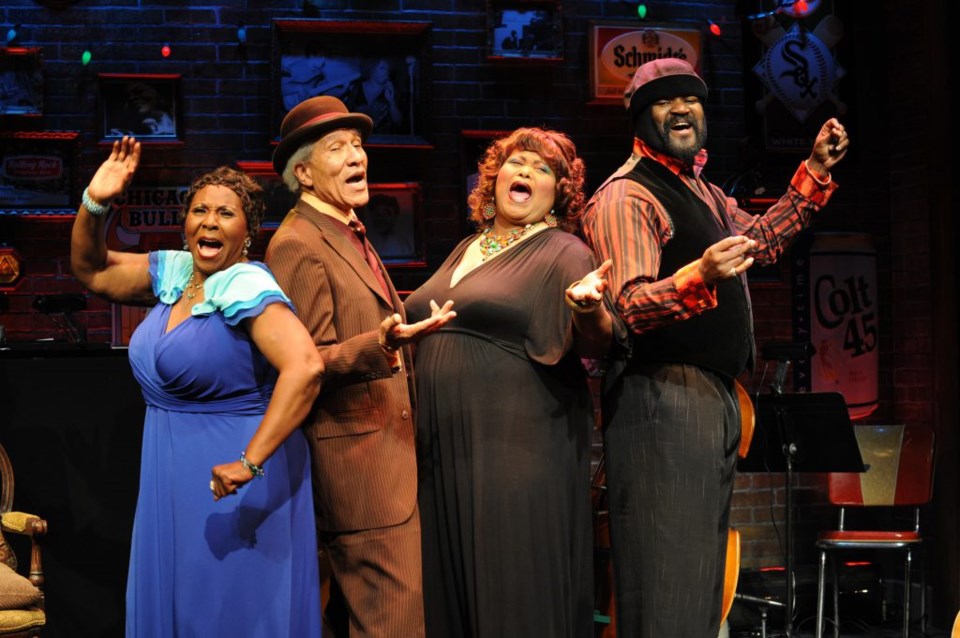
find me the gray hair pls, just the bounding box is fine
[282,142,315,193]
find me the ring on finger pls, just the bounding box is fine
[730,267,737,278]
[209,480,216,492]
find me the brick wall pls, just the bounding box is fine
[0,0,942,579]
[2,0,755,332]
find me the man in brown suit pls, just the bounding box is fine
[265,96,454,638]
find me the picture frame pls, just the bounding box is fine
[587,22,702,104]
[487,0,563,62]
[0,46,43,117]
[0,131,79,211]
[355,182,425,268]
[235,161,299,227]
[272,19,432,148]
[98,73,183,144]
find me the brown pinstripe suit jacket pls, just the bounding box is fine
[265,198,417,533]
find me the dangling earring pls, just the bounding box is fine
[482,201,496,220]
[544,210,558,228]
[242,237,251,257]
[183,241,189,251]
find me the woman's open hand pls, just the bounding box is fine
[565,259,612,313]
[87,136,141,205]
[380,300,456,350]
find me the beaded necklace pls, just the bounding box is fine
[478,223,535,261]
[185,272,204,300]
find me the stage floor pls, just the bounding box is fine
[727,618,951,637]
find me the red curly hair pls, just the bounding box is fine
[467,127,586,233]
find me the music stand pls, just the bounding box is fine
[738,391,865,637]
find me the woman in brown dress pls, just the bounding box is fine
[405,127,616,638]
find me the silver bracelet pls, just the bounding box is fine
[82,187,111,217]
[240,451,265,479]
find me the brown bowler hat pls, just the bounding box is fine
[272,95,373,174]
[623,58,708,120]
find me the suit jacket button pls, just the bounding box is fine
[401,410,410,419]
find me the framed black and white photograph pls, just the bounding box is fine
[272,19,432,148]
[355,182,424,267]
[99,73,182,144]
[487,1,563,62]
[0,47,43,117]
[0,131,79,211]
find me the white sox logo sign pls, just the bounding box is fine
[752,18,846,123]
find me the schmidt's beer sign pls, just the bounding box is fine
[589,23,701,103]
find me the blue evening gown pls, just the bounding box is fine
[124,251,321,637]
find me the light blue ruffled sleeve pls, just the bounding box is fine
[191,262,294,325]
[149,250,193,305]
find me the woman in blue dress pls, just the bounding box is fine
[71,136,324,637]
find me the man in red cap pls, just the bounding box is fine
[581,58,849,637]
[265,95,454,638]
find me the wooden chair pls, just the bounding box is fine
[0,442,47,638]
[814,424,935,638]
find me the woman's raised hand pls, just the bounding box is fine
[87,136,141,205]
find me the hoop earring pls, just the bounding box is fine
[544,210,558,228]
[482,201,496,220]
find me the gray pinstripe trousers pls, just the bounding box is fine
[603,363,740,638]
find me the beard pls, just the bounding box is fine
[636,110,708,164]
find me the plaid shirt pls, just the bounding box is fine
[581,139,837,336]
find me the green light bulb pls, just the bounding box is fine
[81,50,92,65]
[638,4,648,19]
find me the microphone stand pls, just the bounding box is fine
[770,357,796,637]
[745,341,858,638]
[735,592,785,638]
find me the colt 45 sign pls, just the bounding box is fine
[589,24,701,103]
[792,233,879,420]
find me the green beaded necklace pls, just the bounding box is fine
[478,223,534,261]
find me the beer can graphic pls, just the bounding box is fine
[808,232,878,420]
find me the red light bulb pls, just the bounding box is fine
[709,20,722,37]
[161,44,171,58]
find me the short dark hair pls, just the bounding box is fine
[178,166,265,237]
